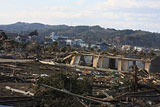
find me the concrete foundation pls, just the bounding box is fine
[102,58,109,68]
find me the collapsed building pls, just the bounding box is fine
[1,51,159,106]
[39,52,160,106]
[62,52,151,72]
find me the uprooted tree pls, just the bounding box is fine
[34,71,93,107]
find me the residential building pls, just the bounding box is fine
[96,42,107,50]
[91,42,107,50]
[16,35,29,43]
[52,35,68,47]
[49,32,68,41]
[80,43,89,48]
[66,39,74,45]
[73,39,85,46]
[29,35,41,43]
[50,32,55,40]
[6,33,18,39]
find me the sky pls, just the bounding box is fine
[0,0,160,32]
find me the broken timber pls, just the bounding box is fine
[41,84,119,104]
[115,90,160,101]
[40,61,130,73]
[5,86,34,96]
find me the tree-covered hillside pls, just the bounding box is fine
[0,22,160,48]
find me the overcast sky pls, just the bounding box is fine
[0,0,160,32]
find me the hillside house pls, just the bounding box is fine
[29,35,42,43]
[16,35,29,43]
[91,42,107,50]
[66,39,74,45]
[6,33,18,39]
[73,39,84,45]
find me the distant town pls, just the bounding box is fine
[1,29,160,53]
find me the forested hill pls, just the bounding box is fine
[0,22,160,48]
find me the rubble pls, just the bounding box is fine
[0,52,160,106]
[37,52,160,106]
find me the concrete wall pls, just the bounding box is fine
[122,60,129,71]
[84,56,93,65]
[102,58,109,68]
[136,61,145,69]
[70,55,81,65]
[145,62,151,72]
[128,61,134,70]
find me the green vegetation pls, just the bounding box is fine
[29,30,38,36]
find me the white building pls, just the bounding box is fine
[73,39,84,45]
[80,43,89,48]
[49,32,68,41]
[50,32,55,40]
[66,39,74,45]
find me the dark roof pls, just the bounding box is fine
[96,42,107,45]
[6,33,18,35]
[19,35,29,39]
